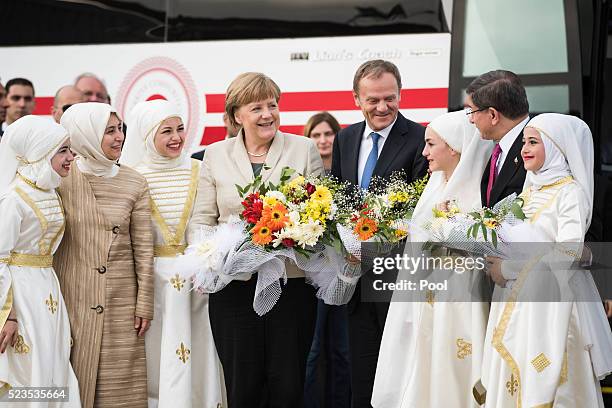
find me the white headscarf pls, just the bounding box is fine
[524,113,593,226]
[60,102,120,178]
[121,99,186,169]
[411,110,493,236]
[0,115,68,197]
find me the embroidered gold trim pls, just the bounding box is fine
[150,161,199,254]
[15,187,48,253]
[7,252,53,267]
[425,290,435,306]
[559,351,568,385]
[141,167,193,176]
[472,379,487,405]
[45,293,58,314]
[0,286,13,330]
[456,338,472,359]
[17,172,49,192]
[13,334,30,354]
[170,273,186,291]
[531,353,551,373]
[0,382,11,397]
[154,244,187,258]
[506,373,519,396]
[531,403,553,408]
[176,342,191,363]
[492,255,545,407]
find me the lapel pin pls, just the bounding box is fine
[514,157,518,164]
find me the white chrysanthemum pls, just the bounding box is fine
[272,228,293,247]
[297,220,324,247]
[288,210,301,225]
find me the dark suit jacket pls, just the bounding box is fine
[191,148,205,161]
[481,129,527,207]
[331,112,428,185]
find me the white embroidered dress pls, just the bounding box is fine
[0,177,80,407]
[139,160,224,408]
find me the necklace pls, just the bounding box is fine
[247,150,268,157]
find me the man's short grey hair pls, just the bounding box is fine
[74,72,107,87]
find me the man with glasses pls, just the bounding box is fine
[52,85,85,123]
[464,69,530,208]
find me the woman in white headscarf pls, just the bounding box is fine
[0,116,81,406]
[372,110,493,408]
[54,103,154,408]
[121,99,225,408]
[479,113,612,407]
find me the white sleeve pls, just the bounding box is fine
[0,195,24,325]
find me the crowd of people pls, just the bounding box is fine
[0,59,610,408]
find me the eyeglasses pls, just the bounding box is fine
[61,104,73,113]
[464,106,490,116]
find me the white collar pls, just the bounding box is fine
[362,116,398,141]
[498,116,529,152]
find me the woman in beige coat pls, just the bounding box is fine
[189,72,324,408]
[54,103,154,408]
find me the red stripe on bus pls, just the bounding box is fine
[33,97,55,115]
[205,88,448,113]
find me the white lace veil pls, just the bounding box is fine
[0,115,69,198]
[121,99,187,170]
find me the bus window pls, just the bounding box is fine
[462,0,568,76]
[449,0,582,117]
[167,0,447,41]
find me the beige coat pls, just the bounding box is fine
[188,131,324,277]
[54,165,154,408]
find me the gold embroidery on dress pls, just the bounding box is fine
[13,335,30,354]
[456,338,472,359]
[425,290,435,306]
[170,274,185,292]
[559,351,568,385]
[149,161,199,258]
[14,188,65,256]
[17,172,49,192]
[45,293,58,314]
[506,373,519,396]
[531,352,551,373]
[176,342,191,363]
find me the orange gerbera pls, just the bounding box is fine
[354,217,378,241]
[251,221,273,245]
[261,202,289,231]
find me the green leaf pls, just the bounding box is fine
[472,224,479,238]
[492,230,498,248]
[481,223,488,241]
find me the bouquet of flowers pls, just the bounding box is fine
[180,166,352,315]
[335,172,429,259]
[237,167,344,254]
[426,193,526,256]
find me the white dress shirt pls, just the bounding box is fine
[495,116,529,175]
[357,118,397,186]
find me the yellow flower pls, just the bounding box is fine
[394,228,408,239]
[432,208,447,218]
[389,191,410,203]
[288,176,305,188]
[263,196,278,207]
[483,219,499,229]
[311,186,332,205]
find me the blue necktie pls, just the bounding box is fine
[360,132,381,190]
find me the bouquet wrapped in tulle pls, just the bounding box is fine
[425,193,526,256]
[335,172,429,259]
[179,167,351,315]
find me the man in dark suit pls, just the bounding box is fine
[464,70,529,208]
[331,59,428,408]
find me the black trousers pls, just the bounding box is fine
[209,277,317,408]
[348,277,392,408]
